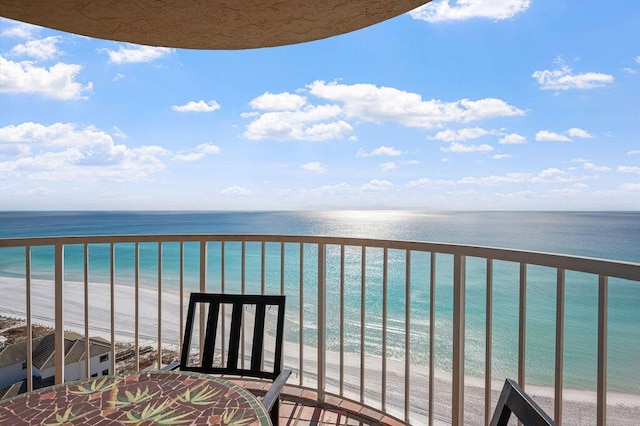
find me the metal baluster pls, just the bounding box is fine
[452,253,466,426]
[317,243,326,402]
[555,268,565,425]
[484,258,493,426]
[25,246,33,391]
[84,244,90,377]
[597,275,608,425]
[54,244,64,384]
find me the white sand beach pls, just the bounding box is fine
[1,276,638,425]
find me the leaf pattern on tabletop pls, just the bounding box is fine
[222,408,256,426]
[121,400,193,424]
[70,376,122,395]
[0,371,269,425]
[111,386,159,407]
[44,406,98,425]
[177,383,222,405]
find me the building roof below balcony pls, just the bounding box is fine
[0,332,111,371]
[0,0,430,50]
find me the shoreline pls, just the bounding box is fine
[0,275,638,424]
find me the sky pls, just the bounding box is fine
[0,0,639,211]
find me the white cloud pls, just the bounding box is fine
[499,133,526,144]
[492,154,512,159]
[11,36,62,60]
[305,183,354,195]
[407,178,433,187]
[407,178,455,188]
[357,146,402,157]
[174,153,203,162]
[112,127,127,139]
[300,179,399,197]
[535,128,593,142]
[103,44,173,64]
[459,98,524,121]
[372,146,402,156]
[407,178,456,187]
[459,173,530,184]
[174,143,221,161]
[300,161,327,173]
[535,130,572,142]
[441,142,493,153]
[458,167,596,186]
[532,62,614,90]
[0,56,92,100]
[0,122,169,181]
[380,162,397,172]
[628,150,640,155]
[0,142,31,157]
[534,168,568,181]
[172,100,221,113]
[622,183,640,191]
[566,128,594,139]
[304,121,353,141]
[113,73,125,82]
[196,143,221,154]
[21,186,53,196]
[582,162,610,172]
[244,80,523,142]
[244,101,352,141]
[572,158,610,172]
[432,127,490,142]
[220,186,251,196]
[409,0,530,22]
[618,166,640,174]
[0,20,39,39]
[407,177,459,187]
[250,92,307,111]
[623,67,638,75]
[307,80,524,127]
[461,170,570,185]
[362,179,393,191]
[636,56,640,65]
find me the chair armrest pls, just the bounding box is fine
[262,369,291,412]
[161,361,181,371]
[490,379,556,426]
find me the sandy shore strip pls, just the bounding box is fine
[0,276,184,347]
[0,276,638,425]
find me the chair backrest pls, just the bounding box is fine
[490,379,557,426]
[180,293,286,381]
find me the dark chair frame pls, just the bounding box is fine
[169,293,291,424]
[490,378,557,426]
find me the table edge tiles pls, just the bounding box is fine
[0,370,271,425]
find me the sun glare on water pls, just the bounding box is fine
[311,210,442,240]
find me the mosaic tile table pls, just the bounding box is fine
[0,370,271,425]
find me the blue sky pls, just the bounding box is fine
[1,0,639,211]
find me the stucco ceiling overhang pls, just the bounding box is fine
[0,0,431,49]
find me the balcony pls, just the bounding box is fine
[0,234,639,425]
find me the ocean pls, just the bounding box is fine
[0,211,638,395]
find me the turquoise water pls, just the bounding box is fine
[0,211,638,394]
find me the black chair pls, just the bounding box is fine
[167,293,291,424]
[490,379,557,426]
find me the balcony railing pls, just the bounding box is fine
[0,234,639,425]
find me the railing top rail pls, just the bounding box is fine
[1,234,639,281]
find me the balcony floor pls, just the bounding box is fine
[231,379,405,426]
